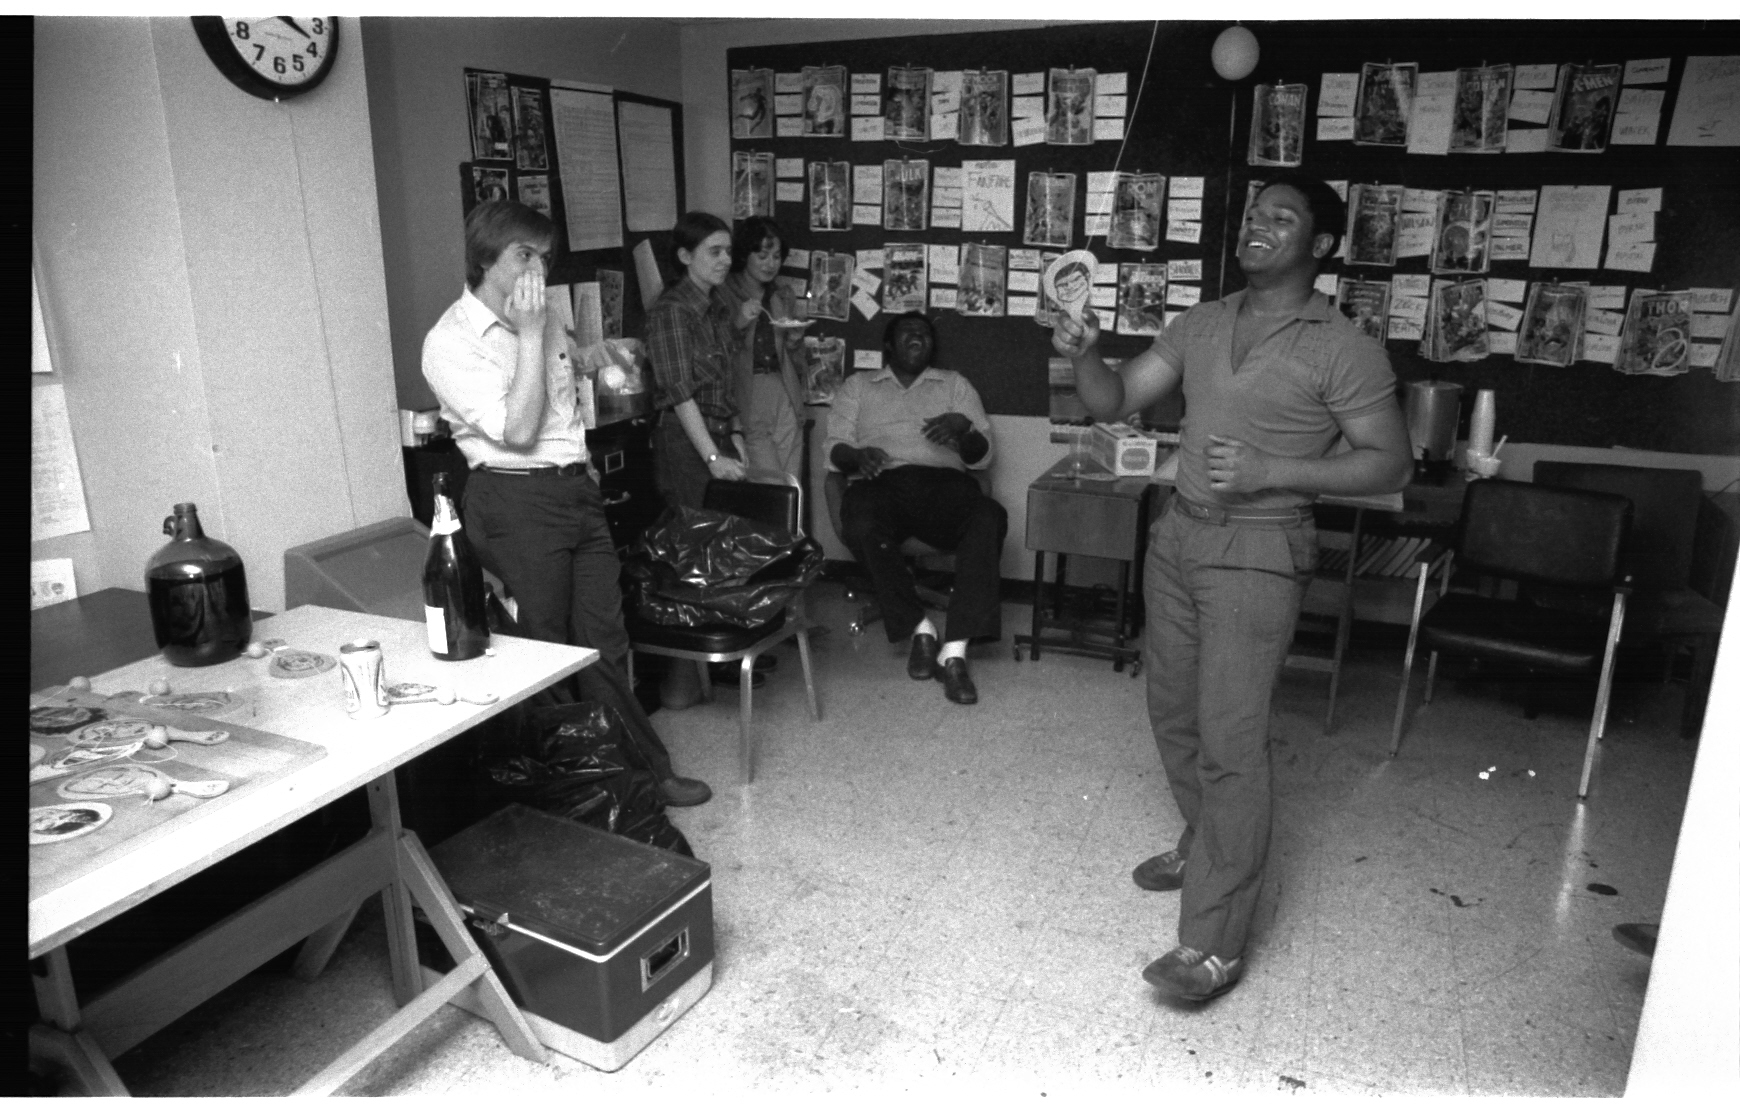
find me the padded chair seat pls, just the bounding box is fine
[1420,593,1611,673]
[624,608,788,654]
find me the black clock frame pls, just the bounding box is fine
[191,16,339,102]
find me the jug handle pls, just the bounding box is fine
[163,515,176,536]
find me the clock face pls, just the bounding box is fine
[192,16,339,100]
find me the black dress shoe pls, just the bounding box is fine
[658,776,712,807]
[907,633,939,680]
[709,662,767,689]
[936,657,977,704]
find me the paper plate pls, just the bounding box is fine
[29,802,113,845]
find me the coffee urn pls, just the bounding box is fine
[1404,380,1463,483]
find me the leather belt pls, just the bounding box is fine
[476,463,586,477]
[1169,494,1311,527]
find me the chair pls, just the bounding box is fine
[625,473,820,784]
[823,468,995,636]
[1390,479,1633,800]
[1533,461,1727,739]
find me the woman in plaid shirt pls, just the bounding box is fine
[644,212,758,511]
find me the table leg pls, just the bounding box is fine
[368,773,421,1008]
[1052,553,1069,631]
[29,946,129,1096]
[292,905,361,983]
[1029,552,1046,660]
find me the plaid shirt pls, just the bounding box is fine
[645,278,740,421]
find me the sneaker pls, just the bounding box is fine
[658,776,712,807]
[1132,850,1187,892]
[1142,945,1245,1002]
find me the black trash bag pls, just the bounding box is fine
[482,700,692,858]
[624,504,823,628]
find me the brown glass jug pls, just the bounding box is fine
[145,502,252,667]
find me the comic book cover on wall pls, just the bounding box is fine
[1024,172,1076,249]
[882,244,928,314]
[1450,65,1511,154]
[808,161,851,232]
[883,160,929,232]
[1116,263,1167,336]
[1046,68,1096,146]
[599,270,624,339]
[1347,184,1403,267]
[1616,289,1694,376]
[512,86,549,170]
[1425,279,1490,362]
[1337,278,1391,342]
[733,152,774,220]
[1514,283,1587,368]
[808,252,853,322]
[1547,64,1620,153]
[960,71,1009,147]
[802,336,846,404]
[472,165,511,205]
[1248,83,1306,167]
[803,65,847,138]
[1431,190,1495,274]
[468,70,514,161]
[732,68,774,139]
[1109,173,1164,251]
[958,243,1008,317]
[1354,62,1417,147]
[885,67,931,141]
[516,175,552,220]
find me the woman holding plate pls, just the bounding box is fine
[719,216,809,479]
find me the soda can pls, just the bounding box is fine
[338,639,388,720]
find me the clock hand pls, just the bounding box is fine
[277,16,312,38]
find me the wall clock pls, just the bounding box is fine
[191,16,339,102]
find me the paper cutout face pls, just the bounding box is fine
[30,803,112,844]
[141,691,233,713]
[270,649,336,679]
[1043,250,1099,323]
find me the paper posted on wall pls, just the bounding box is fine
[1616,289,1694,376]
[1514,283,1587,368]
[1431,190,1495,274]
[1116,264,1167,336]
[1248,83,1307,167]
[1421,279,1490,363]
[884,67,931,140]
[467,70,513,161]
[1109,173,1165,251]
[1347,184,1404,267]
[512,86,550,170]
[808,252,854,322]
[882,244,928,315]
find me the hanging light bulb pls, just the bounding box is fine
[1212,25,1260,82]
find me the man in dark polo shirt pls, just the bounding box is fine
[1052,171,1411,1002]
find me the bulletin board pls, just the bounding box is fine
[727,20,1740,456]
[460,69,685,341]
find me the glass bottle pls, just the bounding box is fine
[422,472,490,661]
[146,502,252,667]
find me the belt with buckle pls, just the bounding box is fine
[477,463,586,478]
[1170,494,1310,527]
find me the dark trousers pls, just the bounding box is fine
[838,465,1008,644]
[462,467,632,668]
[1143,500,1317,959]
[653,410,739,511]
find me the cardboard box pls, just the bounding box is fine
[1089,422,1161,477]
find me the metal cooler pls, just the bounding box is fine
[414,804,713,1071]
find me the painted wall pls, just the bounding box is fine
[33,16,407,612]
[361,17,687,411]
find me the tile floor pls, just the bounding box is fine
[112,583,1699,1098]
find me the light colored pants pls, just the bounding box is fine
[1143,497,1317,959]
[741,374,801,479]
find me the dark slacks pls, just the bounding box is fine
[838,465,1008,644]
[1143,499,1317,960]
[653,410,739,511]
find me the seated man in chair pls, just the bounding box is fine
[825,312,1008,705]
